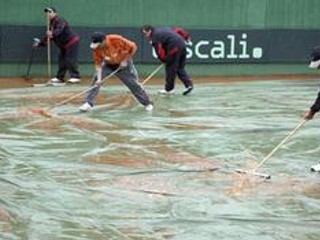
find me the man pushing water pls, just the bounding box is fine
[306,47,320,171]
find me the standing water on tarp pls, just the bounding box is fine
[0,80,319,240]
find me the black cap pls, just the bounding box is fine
[308,46,320,68]
[310,46,320,61]
[44,7,57,13]
[91,32,105,43]
[141,25,154,33]
[90,32,105,49]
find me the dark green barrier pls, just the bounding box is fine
[0,25,319,64]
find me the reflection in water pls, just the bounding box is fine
[104,93,137,110]
[163,122,218,130]
[0,82,319,239]
[86,142,221,171]
[0,208,11,234]
[18,90,109,105]
[0,107,117,134]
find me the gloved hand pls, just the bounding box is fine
[95,68,103,87]
[120,60,128,68]
[95,80,103,87]
[304,110,315,120]
[46,30,53,39]
[32,37,41,47]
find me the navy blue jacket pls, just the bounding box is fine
[311,90,320,113]
[40,16,79,49]
[150,27,189,62]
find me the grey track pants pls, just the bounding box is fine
[86,59,152,107]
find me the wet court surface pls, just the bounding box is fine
[0,80,319,239]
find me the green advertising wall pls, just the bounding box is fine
[1,0,320,77]
[2,0,320,29]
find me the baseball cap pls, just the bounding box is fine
[44,7,57,13]
[90,32,105,49]
[309,46,320,69]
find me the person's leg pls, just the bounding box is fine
[117,59,152,107]
[56,49,67,81]
[65,42,81,80]
[164,58,178,92]
[85,65,114,106]
[177,48,193,90]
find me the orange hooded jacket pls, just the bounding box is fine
[93,34,137,68]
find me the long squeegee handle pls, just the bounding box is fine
[141,64,163,86]
[254,119,307,171]
[47,68,120,110]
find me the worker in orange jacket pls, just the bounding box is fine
[79,32,153,112]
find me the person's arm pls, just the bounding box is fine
[34,18,65,47]
[154,30,181,64]
[122,37,137,60]
[151,42,166,62]
[34,25,52,47]
[93,50,104,86]
[173,27,191,42]
[304,91,320,120]
[50,17,66,38]
[311,91,320,112]
[33,36,48,47]
[117,36,137,67]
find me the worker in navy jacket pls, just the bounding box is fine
[306,47,320,172]
[141,25,193,95]
[305,47,320,120]
[34,7,81,85]
[304,91,320,120]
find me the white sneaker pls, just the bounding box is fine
[145,104,153,111]
[311,162,320,172]
[79,102,93,112]
[158,89,175,95]
[67,78,81,84]
[50,77,63,83]
[47,78,66,86]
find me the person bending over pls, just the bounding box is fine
[305,48,320,171]
[141,25,193,95]
[79,32,153,112]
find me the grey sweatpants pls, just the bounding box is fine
[86,59,152,107]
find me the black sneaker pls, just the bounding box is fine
[183,86,193,96]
